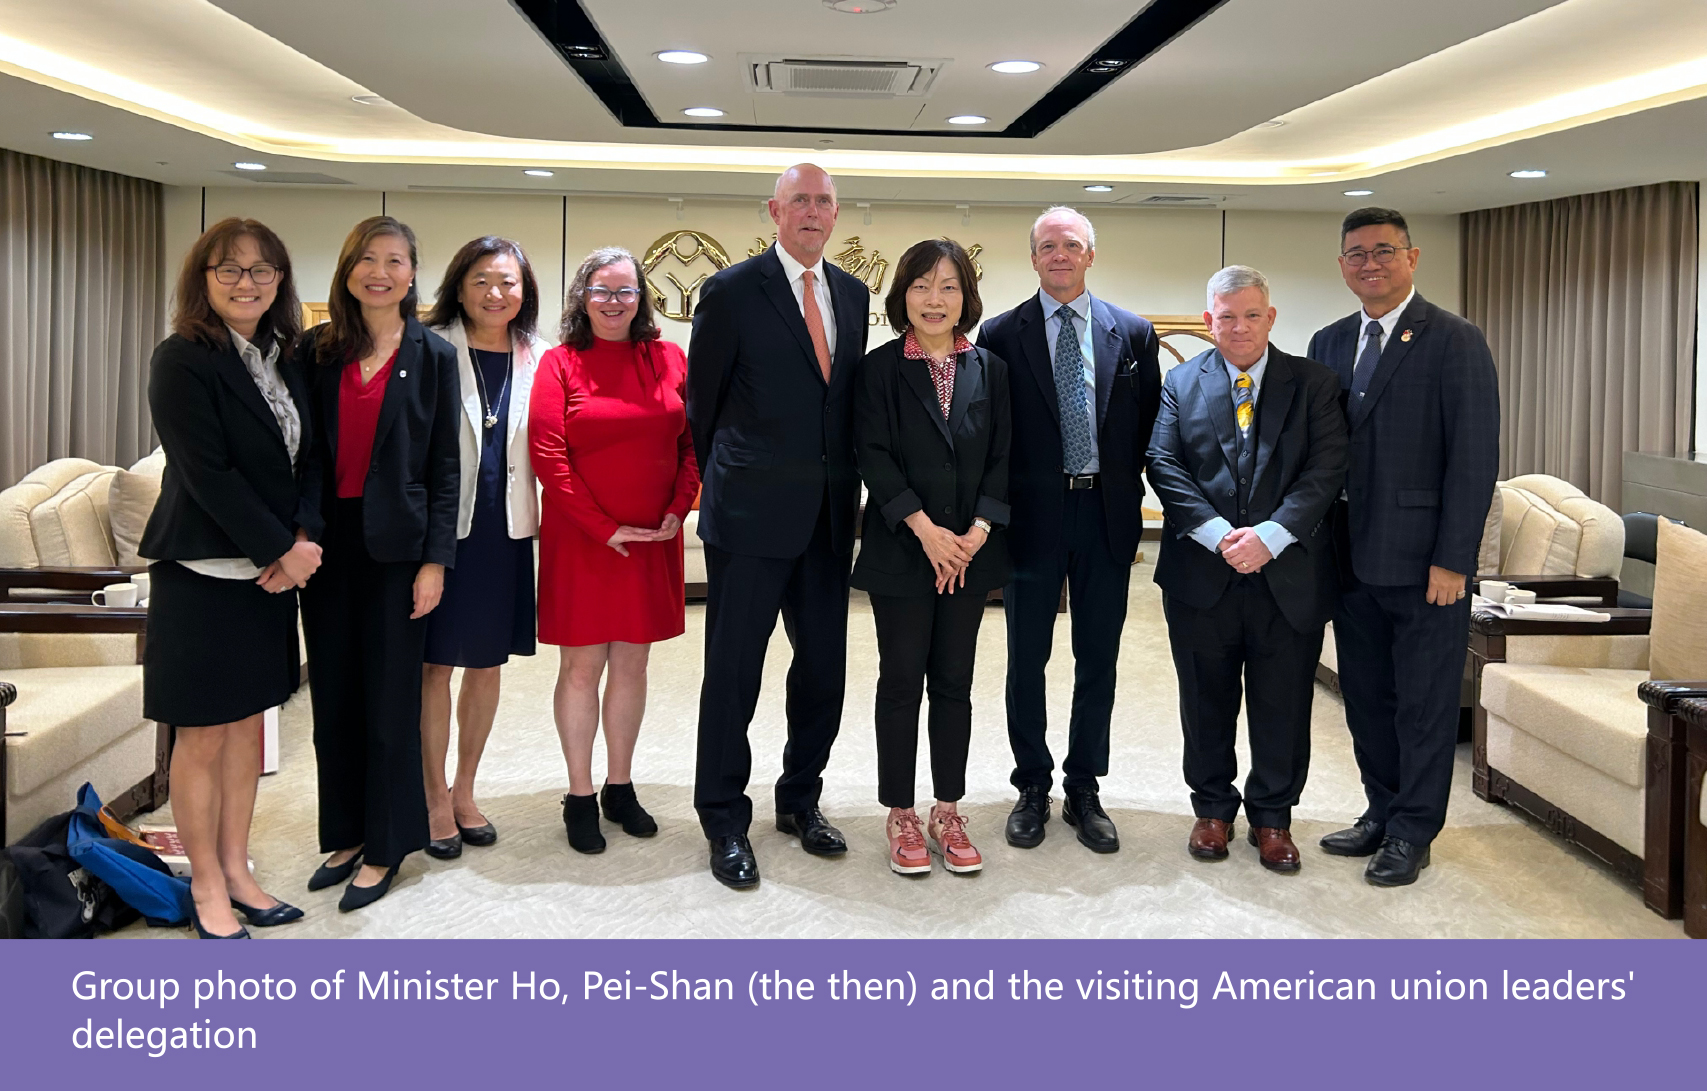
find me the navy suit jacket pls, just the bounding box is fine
[976,292,1161,568]
[1146,346,1348,633]
[1306,293,1500,587]
[687,247,870,559]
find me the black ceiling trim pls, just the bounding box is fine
[511,0,1231,139]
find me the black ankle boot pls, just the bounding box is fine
[600,781,658,838]
[562,793,606,854]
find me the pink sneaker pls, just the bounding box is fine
[928,806,983,873]
[887,809,931,875]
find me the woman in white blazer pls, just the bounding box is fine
[420,236,553,858]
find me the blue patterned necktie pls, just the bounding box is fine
[1349,319,1383,410]
[1053,306,1094,474]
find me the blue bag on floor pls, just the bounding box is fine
[66,783,191,926]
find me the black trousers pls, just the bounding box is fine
[1003,487,1131,791]
[694,497,851,838]
[1163,578,1322,829]
[870,590,988,809]
[300,498,430,868]
[1334,580,1471,846]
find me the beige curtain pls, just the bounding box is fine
[1463,181,1697,512]
[0,148,163,487]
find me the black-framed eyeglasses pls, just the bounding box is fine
[1339,245,1407,267]
[583,286,641,304]
[207,263,280,285]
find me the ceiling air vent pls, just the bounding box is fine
[1136,194,1222,206]
[219,171,354,185]
[743,54,946,97]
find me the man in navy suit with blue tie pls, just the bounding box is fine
[1307,208,1500,886]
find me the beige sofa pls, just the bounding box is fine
[1675,696,1707,937]
[1469,519,1707,918]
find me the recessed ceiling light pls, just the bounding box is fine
[947,115,988,126]
[1509,169,1548,178]
[989,60,1042,75]
[1083,184,1114,192]
[523,169,554,177]
[823,0,896,11]
[1343,189,1373,196]
[656,50,708,65]
[350,94,389,107]
[682,107,725,118]
[232,162,267,171]
[1257,119,1287,129]
[51,131,92,140]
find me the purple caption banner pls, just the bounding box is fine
[3,939,1697,1086]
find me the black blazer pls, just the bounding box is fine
[295,317,461,567]
[851,339,1012,596]
[686,246,870,559]
[1147,346,1348,632]
[1307,293,1500,587]
[976,293,1161,568]
[139,333,319,566]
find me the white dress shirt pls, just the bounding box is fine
[1186,347,1298,560]
[1355,286,1416,378]
[774,244,837,360]
[1037,288,1100,473]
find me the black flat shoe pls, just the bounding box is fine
[1365,837,1430,887]
[191,904,250,939]
[338,865,401,913]
[775,807,847,856]
[1005,786,1051,848]
[1320,818,1386,857]
[425,833,463,860]
[230,897,303,927]
[307,851,363,891]
[563,793,606,854]
[708,834,759,889]
[601,782,658,837]
[457,821,498,847]
[1062,786,1120,854]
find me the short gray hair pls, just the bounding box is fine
[1030,206,1096,253]
[1206,265,1270,310]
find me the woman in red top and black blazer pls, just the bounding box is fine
[296,216,461,912]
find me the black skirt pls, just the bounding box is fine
[142,560,300,727]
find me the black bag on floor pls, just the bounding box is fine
[3,809,139,938]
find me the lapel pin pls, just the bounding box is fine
[399,370,407,378]
[1400,330,1412,343]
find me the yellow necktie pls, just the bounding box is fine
[1235,372,1254,433]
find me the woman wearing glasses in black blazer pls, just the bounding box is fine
[141,217,323,937]
[295,215,461,912]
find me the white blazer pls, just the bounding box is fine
[432,321,552,539]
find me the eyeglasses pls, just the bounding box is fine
[1339,245,1408,267]
[583,286,641,304]
[207,263,280,285]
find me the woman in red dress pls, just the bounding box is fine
[530,246,699,855]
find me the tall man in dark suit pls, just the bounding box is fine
[687,164,871,888]
[1307,207,1500,886]
[977,206,1162,854]
[1148,266,1347,873]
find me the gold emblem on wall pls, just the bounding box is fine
[643,230,732,321]
[830,237,890,295]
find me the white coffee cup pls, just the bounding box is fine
[92,582,139,608]
[131,571,151,600]
[1478,580,1510,603]
[1505,588,1537,607]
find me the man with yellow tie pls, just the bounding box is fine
[1146,266,1348,872]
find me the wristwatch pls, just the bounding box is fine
[972,517,993,534]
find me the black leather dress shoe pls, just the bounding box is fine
[457,821,498,847]
[708,835,760,889]
[1062,786,1120,854]
[191,905,250,939]
[425,833,463,860]
[775,808,847,856]
[1005,786,1050,848]
[1319,818,1386,857]
[230,897,303,927]
[307,851,362,892]
[339,864,401,912]
[1365,837,1431,887]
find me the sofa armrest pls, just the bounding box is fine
[1639,681,1707,713]
[1480,573,1619,607]
[1470,606,1651,639]
[0,566,147,603]
[0,603,148,635]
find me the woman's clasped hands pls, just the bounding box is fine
[905,511,987,594]
[606,512,684,557]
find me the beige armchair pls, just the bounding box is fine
[1675,697,1706,938]
[1469,519,1707,919]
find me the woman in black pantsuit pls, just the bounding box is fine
[141,217,323,937]
[852,238,1011,878]
[296,215,461,912]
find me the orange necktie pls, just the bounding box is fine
[801,269,832,382]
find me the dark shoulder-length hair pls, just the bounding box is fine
[316,215,419,367]
[171,217,301,352]
[424,235,539,341]
[884,237,982,337]
[559,246,660,351]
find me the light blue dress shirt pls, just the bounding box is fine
[1186,348,1298,559]
[1037,288,1100,474]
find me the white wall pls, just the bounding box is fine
[164,186,1463,360]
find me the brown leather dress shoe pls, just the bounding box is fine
[1188,818,1231,860]
[1248,827,1301,873]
